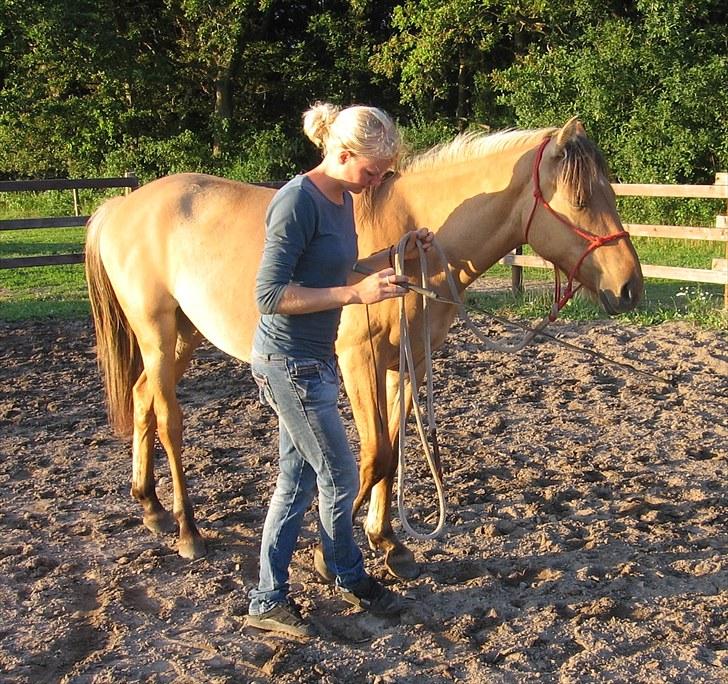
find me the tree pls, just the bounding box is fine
[493,0,728,190]
[370,0,557,130]
[3,0,726,191]
[0,0,404,178]
[371,0,497,128]
[0,0,189,177]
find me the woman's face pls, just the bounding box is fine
[337,151,392,193]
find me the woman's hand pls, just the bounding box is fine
[402,228,435,260]
[352,267,409,305]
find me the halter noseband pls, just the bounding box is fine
[524,136,629,321]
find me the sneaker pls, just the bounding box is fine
[340,576,404,616]
[245,601,315,638]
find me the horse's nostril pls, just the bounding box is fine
[620,275,641,307]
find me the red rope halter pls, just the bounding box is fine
[524,136,629,321]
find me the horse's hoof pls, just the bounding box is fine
[143,510,175,535]
[313,544,335,584]
[178,535,206,560]
[385,545,420,581]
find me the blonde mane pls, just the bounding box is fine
[357,127,557,221]
[398,127,557,175]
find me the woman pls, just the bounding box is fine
[246,102,433,638]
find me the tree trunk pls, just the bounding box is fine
[456,48,468,132]
[211,5,274,158]
[213,69,233,158]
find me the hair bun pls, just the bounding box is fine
[302,102,341,151]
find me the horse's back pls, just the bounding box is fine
[96,173,276,361]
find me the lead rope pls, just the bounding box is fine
[394,239,446,539]
[393,235,568,539]
[393,238,547,540]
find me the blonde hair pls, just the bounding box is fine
[302,102,401,161]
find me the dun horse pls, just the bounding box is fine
[85,119,642,579]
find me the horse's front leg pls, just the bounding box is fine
[359,366,420,580]
[339,346,420,580]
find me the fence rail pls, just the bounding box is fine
[0,216,89,231]
[3,172,728,308]
[0,173,139,269]
[503,172,728,309]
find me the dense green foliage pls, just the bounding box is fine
[2,0,727,200]
[0,0,403,180]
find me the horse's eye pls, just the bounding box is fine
[571,195,588,211]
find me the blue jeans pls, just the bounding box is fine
[248,352,366,615]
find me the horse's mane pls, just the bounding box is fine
[358,126,609,220]
[397,127,556,175]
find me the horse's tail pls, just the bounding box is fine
[85,199,142,437]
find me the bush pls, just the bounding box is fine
[100,131,215,181]
[399,112,457,156]
[222,125,304,183]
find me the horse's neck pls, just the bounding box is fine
[387,152,531,288]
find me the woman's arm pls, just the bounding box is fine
[275,268,407,314]
[257,188,434,315]
[353,245,395,276]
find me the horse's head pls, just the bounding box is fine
[523,118,643,315]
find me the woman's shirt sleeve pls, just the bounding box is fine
[255,187,318,315]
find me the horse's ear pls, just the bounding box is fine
[553,116,585,154]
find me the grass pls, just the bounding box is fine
[1,226,86,257]
[0,263,89,319]
[0,188,103,320]
[467,276,726,330]
[0,188,123,220]
[0,225,89,319]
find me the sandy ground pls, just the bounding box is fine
[0,310,726,683]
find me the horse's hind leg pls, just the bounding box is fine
[132,315,202,534]
[132,369,173,534]
[132,310,205,559]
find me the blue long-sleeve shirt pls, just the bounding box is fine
[253,175,359,359]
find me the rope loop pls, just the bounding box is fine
[394,236,446,540]
[393,234,554,540]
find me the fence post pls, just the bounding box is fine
[717,172,728,310]
[124,170,138,195]
[511,245,523,295]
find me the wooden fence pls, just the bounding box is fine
[2,172,728,308]
[502,172,728,309]
[0,173,139,269]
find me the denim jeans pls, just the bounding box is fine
[248,352,366,615]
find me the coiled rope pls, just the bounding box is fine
[393,236,558,540]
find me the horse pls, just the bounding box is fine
[84,118,643,580]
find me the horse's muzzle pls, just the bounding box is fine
[599,272,643,315]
